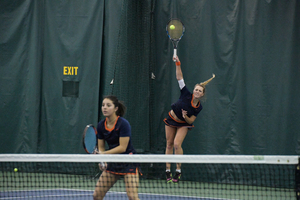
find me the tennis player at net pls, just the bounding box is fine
[93,95,140,200]
[164,56,215,184]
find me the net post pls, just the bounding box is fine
[296,157,300,200]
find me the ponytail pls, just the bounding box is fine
[194,74,215,95]
[116,101,126,117]
[200,74,215,87]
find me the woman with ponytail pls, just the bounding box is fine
[93,95,140,200]
[164,56,215,184]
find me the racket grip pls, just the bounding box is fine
[173,49,177,62]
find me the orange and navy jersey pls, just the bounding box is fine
[97,116,136,155]
[171,86,202,122]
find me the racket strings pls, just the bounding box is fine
[83,125,97,154]
[167,20,184,40]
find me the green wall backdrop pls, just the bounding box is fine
[0,0,299,155]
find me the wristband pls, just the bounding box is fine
[175,61,181,66]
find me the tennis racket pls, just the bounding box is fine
[82,124,106,169]
[166,19,185,62]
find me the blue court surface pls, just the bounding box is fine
[0,189,232,200]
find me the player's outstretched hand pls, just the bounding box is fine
[173,56,180,63]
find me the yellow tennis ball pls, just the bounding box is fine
[14,168,18,172]
[170,25,175,30]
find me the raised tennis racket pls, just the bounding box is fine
[166,19,185,62]
[82,124,106,169]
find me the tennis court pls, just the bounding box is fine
[0,181,296,200]
[0,189,236,200]
[1,183,295,200]
[0,154,298,200]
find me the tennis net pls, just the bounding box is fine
[0,154,299,200]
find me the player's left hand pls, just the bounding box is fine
[181,109,187,119]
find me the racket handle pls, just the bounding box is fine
[173,49,177,62]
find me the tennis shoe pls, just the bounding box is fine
[172,172,181,184]
[166,171,172,183]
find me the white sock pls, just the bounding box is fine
[176,169,181,173]
[166,169,170,172]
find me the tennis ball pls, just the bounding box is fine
[170,25,175,30]
[14,168,18,172]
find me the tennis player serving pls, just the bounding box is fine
[93,95,140,200]
[164,56,215,184]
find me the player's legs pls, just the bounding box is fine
[93,171,119,200]
[170,127,188,183]
[124,173,140,200]
[165,125,176,170]
[173,127,188,170]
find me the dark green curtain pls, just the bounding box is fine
[0,0,41,153]
[0,0,299,155]
[0,0,104,153]
[39,0,104,153]
[99,0,154,153]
